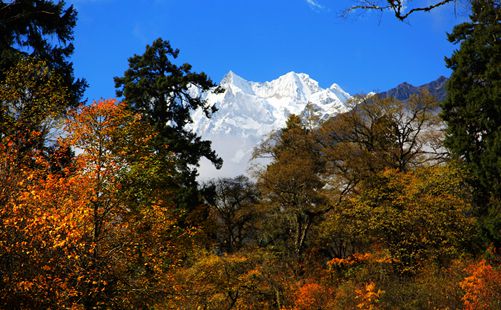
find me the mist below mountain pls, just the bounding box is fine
[191,71,351,180]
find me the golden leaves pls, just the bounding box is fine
[327,252,399,271]
[0,97,183,307]
[354,281,384,310]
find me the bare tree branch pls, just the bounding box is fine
[345,0,457,21]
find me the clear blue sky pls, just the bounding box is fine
[69,0,470,102]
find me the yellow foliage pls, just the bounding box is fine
[327,252,398,269]
[355,281,384,309]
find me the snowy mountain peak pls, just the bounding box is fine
[221,70,243,84]
[193,71,352,179]
[329,83,351,102]
[251,71,321,101]
[220,71,253,94]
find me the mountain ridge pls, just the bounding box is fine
[192,71,351,179]
[194,73,447,180]
[377,76,448,101]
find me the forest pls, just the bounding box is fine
[0,0,499,308]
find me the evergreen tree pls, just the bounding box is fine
[442,0,501,244]
[115,38,223,213]
[0,0,86,104]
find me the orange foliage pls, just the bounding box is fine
[62,100,181,307]
[0,161,96,307]
[0,99,182,307]
[355,281,384,309]
[460,259,501,309]
[292,282,332,310]
[327,252,398,269]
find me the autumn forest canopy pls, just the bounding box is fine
[0,0,500,308]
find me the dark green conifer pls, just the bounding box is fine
[115,38,223,214]
[0,0,86,104]
[442,0,501,244]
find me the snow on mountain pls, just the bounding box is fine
[191,71,351,180]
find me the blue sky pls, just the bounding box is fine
[69,0,470,102]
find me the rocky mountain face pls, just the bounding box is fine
[377,76,448,101]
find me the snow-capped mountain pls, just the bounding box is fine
[191,71,351,180]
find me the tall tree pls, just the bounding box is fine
[254,115,328,258]
[63,100,183,308]
[115,38,222,213]
[0,58,71,214]
[206,176,260,253]
[318,92,444,197]
[0,0,86,104]
[442,0,501,245]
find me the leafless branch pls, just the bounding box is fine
[345,0,456,21]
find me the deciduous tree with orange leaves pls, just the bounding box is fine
[0,98,189,308]
[63,99,185,307]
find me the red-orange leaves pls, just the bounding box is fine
[0,99,179,308]
[460,259,501,309]
[292,282,333,310]
[0,169,94,308]
[65,99,156,173]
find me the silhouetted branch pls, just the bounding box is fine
[345,0,456,21]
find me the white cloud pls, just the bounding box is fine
[306,0,324,10]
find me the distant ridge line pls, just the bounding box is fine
[377,76,448,101]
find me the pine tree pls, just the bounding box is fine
[114,38,223,214]
[442,0,501,244]
[0,0,86,104]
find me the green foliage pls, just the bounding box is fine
[442,0,501,245]
[114,38,222,213]
[114,38,222,170]
[0,0,86,104]
[378,262,466,309]
[0,58,72,174]
[343,165,476,274]
[0,58,70,136]
[255,114,328,258]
